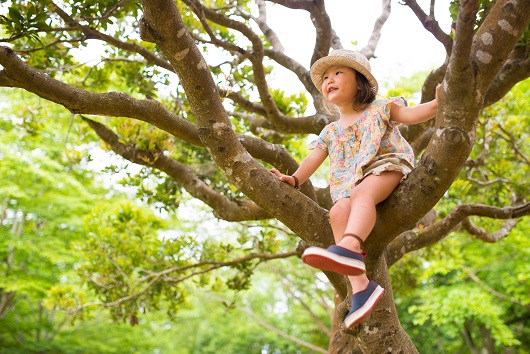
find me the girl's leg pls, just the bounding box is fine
[335,171,403,292]
[306,171,404,328]
[338,171,404,253]
[329,198,351,244]
[329,198,371,290]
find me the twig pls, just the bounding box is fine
[461,265,527,307]
[69,251,297,314]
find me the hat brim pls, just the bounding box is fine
[310,56,379,95]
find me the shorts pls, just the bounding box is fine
[356,157,413,186]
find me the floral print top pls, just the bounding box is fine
[309,97,415,203]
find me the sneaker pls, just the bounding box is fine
[344,280,385,328]
[301,245,366,275]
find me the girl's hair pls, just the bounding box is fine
[355,71,376,105]
[323,70,376,114]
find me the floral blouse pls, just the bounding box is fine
[309,97,415,203]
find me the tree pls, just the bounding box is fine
[1,0,529,352]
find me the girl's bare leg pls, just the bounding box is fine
[329,171,403,292]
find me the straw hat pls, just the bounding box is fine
[310,49,378,94]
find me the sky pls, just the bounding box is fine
[265,0,452,94]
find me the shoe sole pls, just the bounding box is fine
[344,285,385,328]
[302,247,366,276]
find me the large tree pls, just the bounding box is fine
[1,0,529,352]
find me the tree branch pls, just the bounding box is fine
[449,0,478,78]
[484,48,530,107]
[253,0,285,52]
[0,46,201,144]
[220,88,331,134]
[461,217,517,243]
[83,117,272,221]
[472,0,530,90]
[361,0,391,59]
[385,201,530,266]
[140,0,334,250]
[496,122,530,165]
[48,1,174,72]
[403,0,453,54]
[461,265,528,307]
[71,251,297,314]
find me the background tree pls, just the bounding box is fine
[0,90,176,352]
[0,0,529,353]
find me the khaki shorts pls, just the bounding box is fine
[356,157,413,185]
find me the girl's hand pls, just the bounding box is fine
[270,168,297,188]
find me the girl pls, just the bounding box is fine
[271,49,439,328]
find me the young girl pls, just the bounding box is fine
[271,49,439,328]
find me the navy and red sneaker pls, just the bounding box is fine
[344,280,385,328]
[301,245,366,275]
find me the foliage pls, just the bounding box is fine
[0,89,133,350]
[394,225,530,353]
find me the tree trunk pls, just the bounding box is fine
[329,257,420,353]
[328,292,361,353]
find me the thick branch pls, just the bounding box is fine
[306,0,332,66]
[472,0,530,90]
[484,48,530,107]
[83,117,271,221]
[0,46,200,144]
[385,201,530,266]
[442,0,478,106]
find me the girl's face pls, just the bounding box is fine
[321,66,358,107]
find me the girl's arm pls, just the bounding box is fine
[270,148,328,189]
[390,85,440,125]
